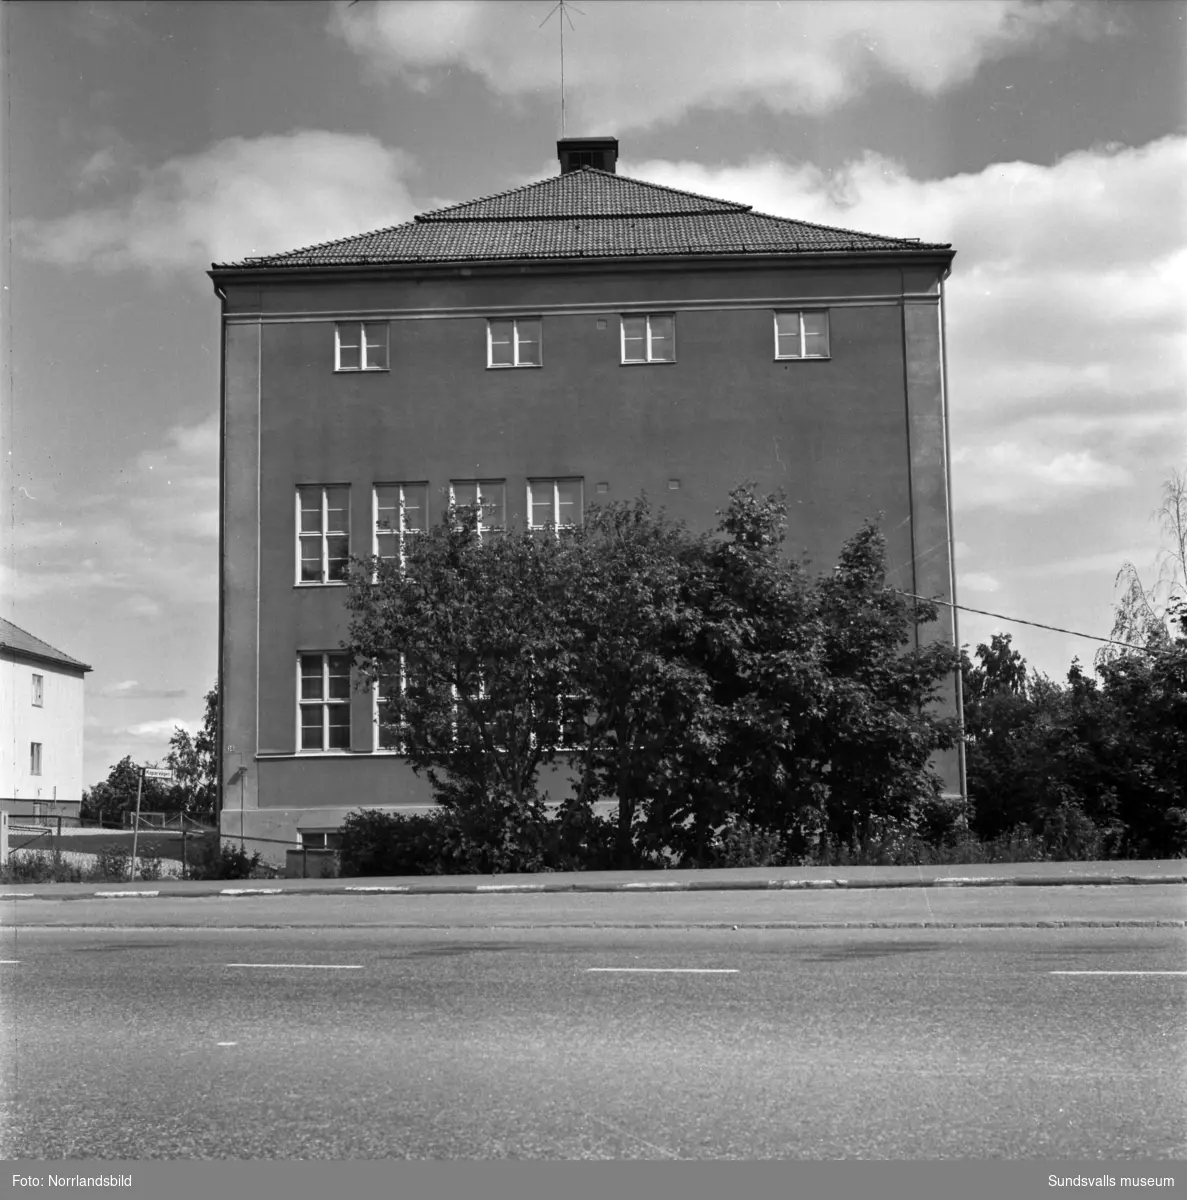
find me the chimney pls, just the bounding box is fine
[557,136,618,175]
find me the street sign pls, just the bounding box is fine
[143,768,175,781]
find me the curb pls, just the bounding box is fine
[1,874,1183,901]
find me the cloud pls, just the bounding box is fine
[958,572,1002,594]
[123,718,197,740]
[99,681,187,700]
[627,137,1186,515]
[6,414,219,607]
[16,130,423,276]
[329,0,1105,128]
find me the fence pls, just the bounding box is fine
[122,811,215,833]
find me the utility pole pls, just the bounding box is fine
[540,0,583,137]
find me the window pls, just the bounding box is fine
[335,322,389,371]
[621,314,675,364]
[775,311,830,359]
[374,664,407,753]
[299,831,343,851]
[31,674,43,707]
[298,653,351,752]
[297,486,350,583]
[449,480,506,536]
[537,694,585,751]
[528,478,583,531]
[487,318,542,368]
[30,742,42,776]
[374,484,427,565]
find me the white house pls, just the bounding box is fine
[0,619,91,819]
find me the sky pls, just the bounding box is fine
[2,0,1184,788]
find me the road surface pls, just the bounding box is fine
[1,916,1183,1159]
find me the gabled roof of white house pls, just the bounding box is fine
[0,618,92,672]
[213,167,951,270]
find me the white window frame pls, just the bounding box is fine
[486,317,542,369]
[30,742,42,776]
[31,673,43,707]
[449,480,506,537]
[373,658,408,755]
[373,483,428,569]
[296,485,351,585]
[334,321,389,372]
[774,310,830,360]
[297,653,352,753]
[620,313,676,364]
[527,478,584,532]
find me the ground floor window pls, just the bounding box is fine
[299,653,351,751]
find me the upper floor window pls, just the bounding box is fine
[374,484,428,566]
[450,480,506,537]
[298,485,350,584]
[31,674,43,707]
[488,318,541,368]
[775,311,830,360]
[528,478,583,532]
[298,653,351,752]
[335,321,389,371]
[621,314,674,364]
[30,742,42,775]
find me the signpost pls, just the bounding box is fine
[131,767,174,881]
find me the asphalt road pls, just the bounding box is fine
[2,920,1184,1159]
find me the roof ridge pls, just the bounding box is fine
[417,167,752,221]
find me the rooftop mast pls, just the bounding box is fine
[540,0,583,137]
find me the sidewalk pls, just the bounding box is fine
[2,859,1183,902]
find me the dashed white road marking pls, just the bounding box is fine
[586,967,739,974]
[0,960,19,965]
[1050,971,1187,976]
[94,891,159,898]
[220,888,283,896]
[216,1042,238,1047]
[224,963,363,970]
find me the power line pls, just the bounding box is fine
[890,590,1181,658]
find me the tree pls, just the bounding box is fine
[81,756,170,824]
[165,683,218,818]
[562,497,717,866]
[344,486,968,871]
[344,504,582,826]
[1098,467,1187,665]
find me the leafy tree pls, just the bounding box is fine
[562,497,717,866]
[165,683,217,817]
[1098,467,1186,665]
[345,487,967,870]
[81,756,170,824]
[344,503,582,830]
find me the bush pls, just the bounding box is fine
[1,851,83,884]
[88,848,131,881]
[704,819,790,868]
[184,835,262,880]
[339,803,617,876]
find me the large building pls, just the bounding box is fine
[0,619,91,820]
[210,136,962,857]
